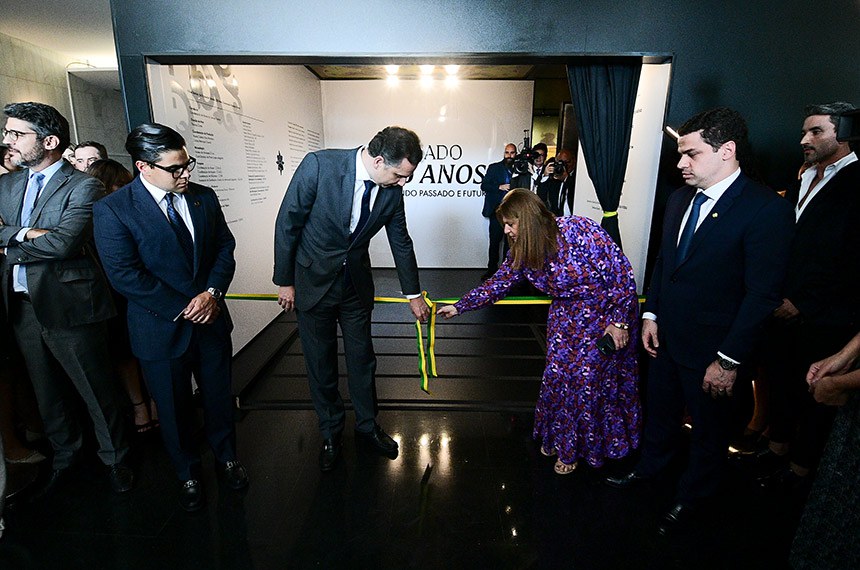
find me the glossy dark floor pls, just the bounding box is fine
[1,270,803,569]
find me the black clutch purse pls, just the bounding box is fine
[596,333,617,356]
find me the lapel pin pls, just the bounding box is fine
[194,201,201,207]
[711,212,718,218]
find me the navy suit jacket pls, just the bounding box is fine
[644,172,794,369]
[782,160,860,328]
[480,160,513,218]
[93,178,236,360]
[273,148,421,312]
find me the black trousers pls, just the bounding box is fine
[139,325,236,481]
[636,350,733,505]
[297,273,378,439]
[487,216,509,272]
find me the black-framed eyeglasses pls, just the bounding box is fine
[2,128,39,142]
[147,157,197,179]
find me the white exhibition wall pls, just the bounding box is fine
[147,63,324,352]
[571,63,672,291]
[321,79,534,269]
[145,63,670,352]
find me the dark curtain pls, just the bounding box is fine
[566,60,642,249]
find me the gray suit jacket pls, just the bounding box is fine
[273,148,421,311]
[0,160,115,328]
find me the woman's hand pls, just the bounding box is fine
[437,305,459,319]
[605,324,629,350]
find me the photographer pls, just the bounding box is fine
[537,148,575,216]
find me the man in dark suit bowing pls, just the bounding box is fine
[0,102,132,495]
[605,108,795,534]
[94,124,247,512]
[274,126,431,472]
[758,102,860,489]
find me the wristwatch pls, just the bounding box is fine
[207,287,223,301]
[717,356,739,371]
[612,322,630,330]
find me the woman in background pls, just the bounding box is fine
[438,189,641,474]
[87,159,159,434]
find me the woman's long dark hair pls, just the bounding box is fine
[496,189,559,271]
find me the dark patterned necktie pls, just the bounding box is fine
[350,180,375,241]
[165,193,194,264]
[676,191,709,264]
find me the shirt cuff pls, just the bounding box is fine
[405,293,422,300]
[15,228,30,242]
[717,351,740,365]
[642,312,657,321]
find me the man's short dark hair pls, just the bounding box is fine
[125,123,186,163]
[75,140,108,159]
[3,102,71,152]
[367,126,422,167]
[678,107,750,166]
[533,142,548,155]
[804,101,856,129]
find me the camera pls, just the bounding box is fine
[512,130,534,175]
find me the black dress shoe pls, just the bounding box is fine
[355,423,398,458]
[605,470,648,489]
[221,460,249,490]
[179,479,205,512]
[109,464,134,494]
[319,436,342,472]
[37,465,74,498]
[758,466,809,493]
[657,502,695,536]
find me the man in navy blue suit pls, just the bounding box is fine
[94,124,248,512]
[606,108,795,534]
[479,143,516,279]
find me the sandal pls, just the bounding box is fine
[553,459,578,475]
[540,446,556,457]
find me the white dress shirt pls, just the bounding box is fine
[140,175,196,242]
[795,152,857,220]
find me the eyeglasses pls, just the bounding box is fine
[2,128,39,142]
[147,157,197,179]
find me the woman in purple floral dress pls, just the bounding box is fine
[438,190,641,474]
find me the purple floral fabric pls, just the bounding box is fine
[455,216,641,467]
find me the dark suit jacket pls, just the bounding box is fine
[644,172,795,369]
[0,160,114,328]
[537,176,574,216]
[273,148,421,312]
[480,160,513,218]
[93,178,236,360]
[782,159,860,328]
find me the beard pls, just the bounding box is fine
[12,143,47,168]
[503,157,514,167]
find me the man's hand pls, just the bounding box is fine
[773,298,800,320]
[499,183,511,191]
[642,319,659,357]
[702,361,737,398]
[809,376,849,406]
[25,228,49,240]
[605,324,629,350]
[278,285,296,312]
[437,305,459,319]
[409,297,430,323]
[183,291,220,324]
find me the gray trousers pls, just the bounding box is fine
[11,297,129,470]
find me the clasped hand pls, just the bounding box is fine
[183,291,219,324]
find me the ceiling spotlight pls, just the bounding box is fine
[444,65,460,75]
[420,65,435,75]
[385,65,399,75]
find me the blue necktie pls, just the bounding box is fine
[676,191,709,264]
[165,193,195,265]
[16,172,45,291]
[350,180,375,241]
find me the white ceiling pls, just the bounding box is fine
[0,0,118,67]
